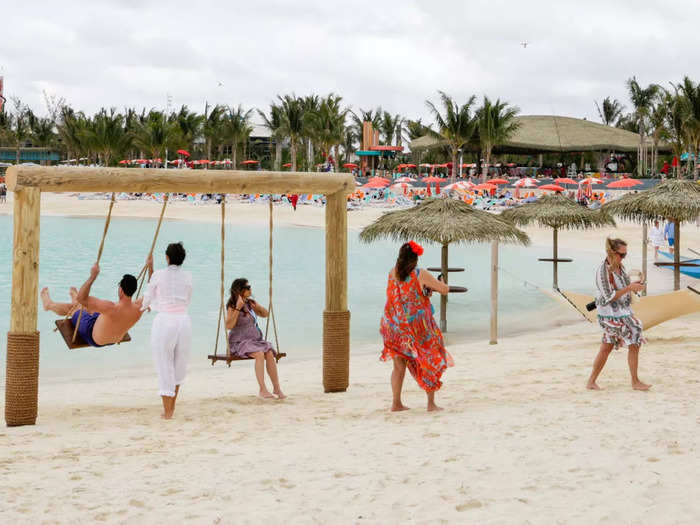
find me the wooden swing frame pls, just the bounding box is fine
[4,166,353,427]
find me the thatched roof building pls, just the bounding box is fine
[410,115,670,154]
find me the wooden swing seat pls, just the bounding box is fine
[55,318,131,350]
[208,352,286,366]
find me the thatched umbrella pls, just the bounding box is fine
[501,194,616,289]
[360,198,530,339]
[603,179,700,290]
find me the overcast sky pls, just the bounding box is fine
[2,0,698,124]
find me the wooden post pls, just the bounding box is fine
[552,228,559,289]
[642,222,648,296]
[323,191,350,392]
[674,219,680,291]
[489,240,498,345]
[6,186,41,426]
[440,243,448,332]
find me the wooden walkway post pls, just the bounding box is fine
[440,244,448,332]
[5,186,41,426]
[489,240,499,345]
[323,191,350,392]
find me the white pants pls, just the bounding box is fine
[151,313,191,397]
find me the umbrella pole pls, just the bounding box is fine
[490,240,499,345]
[440,243,448,332]
[642,223,648,296]
[552,228,558,289]
[674,219,680,291]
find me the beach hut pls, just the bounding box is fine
[502,194,615,289]
[359,198,529,340]
[603,179,700,290]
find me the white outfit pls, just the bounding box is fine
[649,225,664,248]
[142,265,193,397]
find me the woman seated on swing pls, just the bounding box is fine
[226,278,286,399]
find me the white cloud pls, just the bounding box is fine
[2,0,698,125]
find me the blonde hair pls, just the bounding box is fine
[605,237,627,269]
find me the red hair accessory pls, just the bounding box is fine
[407,241,424,256]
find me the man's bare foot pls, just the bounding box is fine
[632,380,651,391]
[161,413,174,420]
[391,403,410,412]
[273,390,287,400]
[69,287,78,302]
[40,287,52,311]
[427,404,443,412]
[259,390,275,399]
[586,381,601,390]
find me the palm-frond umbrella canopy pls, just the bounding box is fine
[501,194,616,289]
[360,198,529,335]
[602,179,700,290]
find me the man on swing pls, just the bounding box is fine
[41,263,144,347]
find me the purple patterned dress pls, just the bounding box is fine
[227,306,276,358]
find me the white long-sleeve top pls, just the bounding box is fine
[142,265,192,314]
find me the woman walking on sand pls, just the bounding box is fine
[587,238,650,391]
[380,241,452,411]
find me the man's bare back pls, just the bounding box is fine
[91,298,144,345]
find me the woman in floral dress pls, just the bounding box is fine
[380,241,452,411]
[586,238,650,391]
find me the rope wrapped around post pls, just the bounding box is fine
[212,195,227,362]
[135,194,169,298]
[5,331,40,426]
[322,310,350,392]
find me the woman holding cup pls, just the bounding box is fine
[586,238,650,391]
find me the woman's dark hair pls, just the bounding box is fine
[396,243,418,281]
[166,242,186,266]
[226,278,249,310]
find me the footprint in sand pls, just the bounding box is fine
[456,500,483,511]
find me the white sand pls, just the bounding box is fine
[2,194,700,524]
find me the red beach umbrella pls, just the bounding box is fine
[363,179,390,188]
[489,178,509,185]
[421,176,443,183]
[474,183,497,191]
[118,159,129,164]
[555,177,577,185]
[606,178,643,189]
[539,184,565,192]
[343,163,358,168]
[177,149,190,157]
[242,160,259,165]
[283,163,292,168]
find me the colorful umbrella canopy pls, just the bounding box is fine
[403,163,417,168]
[343,163,358,168]
[177,149,190,157]
[443,181,475,191]
[555,177,577,185]
[283,163,292,168]
[368,176,391,183]
[363,179,390,188]
[514,178,539,187]
[539,184,565,192]
[390,182,413,192]
[419,163,433,168]
[474,183,497,191]
[606,178,643,189]
[118,159,129,164]
[395,176,417,182]
[489,178,509,185]
[582,177,603,184]
[421,176,444,183]
[242,160,259,165]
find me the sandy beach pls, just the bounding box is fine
[2,194,700,524]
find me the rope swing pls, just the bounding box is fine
[57,193,169,349]
[209,195,286,366]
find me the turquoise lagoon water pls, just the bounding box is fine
[0,214,602,372]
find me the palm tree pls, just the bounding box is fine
[173,105,203,154]
[83,108,131,166]
[300,94,321,170]
[678,77,700,179]
[9,97,31,164]
[663,89,690,171]
[225,105,253,169]
[626,77,660,176]
[426,91,478,182]
[258,103,284,170]
[306,94,348,170]
[379,111,403,146]
[277,94,305,171]
[202,103,226,163]
[350,107,383,146]
[133,110,180,161]
[57,106,90,161]
[476,97,520,181]
[595,97,625,126]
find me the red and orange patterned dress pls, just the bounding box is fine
[380,269,453,392]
